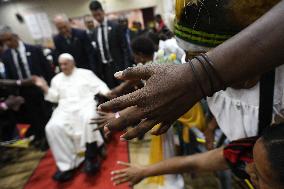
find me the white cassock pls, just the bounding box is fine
[44,68,110,171]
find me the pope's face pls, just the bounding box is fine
[59,59,75,75]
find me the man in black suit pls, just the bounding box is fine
[89,1,129,88]
[53,15,95,71]
[0,26,53,148]
[84,15,96,40]
[119,17,139,68]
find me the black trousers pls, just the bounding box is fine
[0,111,16,141]
[16,87,51,140]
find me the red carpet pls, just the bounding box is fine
[24,133,130,189]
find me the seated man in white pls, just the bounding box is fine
[34,53,110,182]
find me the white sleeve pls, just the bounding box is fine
[88,71,110,95]
[44,79,60,103]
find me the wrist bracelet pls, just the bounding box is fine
[195,56,214,96]
[188,60,206,98]
[115,112,121,119]
[200,53,226,90]
[0,102,8,110]
[16,80,22,86]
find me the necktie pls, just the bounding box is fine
[15,49,27,79]
[101,24,110,62]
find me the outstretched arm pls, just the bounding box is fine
[34,76,59,103]
[207,1,284,86]
[111,147,227,186]
[100,1,284,140]
[0,78,35,87]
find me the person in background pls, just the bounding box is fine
[53,15,95,71]
[84,14,96,39]
[118,17,137,67]
[132,21,145,36]
[0,26,53,149]
[34,53,110,182]
[111,124,284,189]
[89,0,129,88]
[0,78,36,141]
[0,41,6,78]
[154,14,167,33]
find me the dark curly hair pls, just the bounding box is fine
[131,36,156,57]
[89,1,103,11]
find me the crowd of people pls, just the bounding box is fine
[0,0,284,189]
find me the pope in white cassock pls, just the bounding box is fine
[34,53,110,182]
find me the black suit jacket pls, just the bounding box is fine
[2,44,53,83]
[53,28,95,70]
[91,20,128,76]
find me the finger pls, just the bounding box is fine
[114,66,153,80]
[99,89,145,112]
[106,106,143,132]
[105,129,111,138]
[90,118,106,124]
[111,168,128,175]
[111,173,128,181]
[120,118,159,140]
[114,177,130,185]
[90,117,105,122]
[97,111,108,116]
[117,161,131,167]
[93,124,107,131]
[151,123,171,135]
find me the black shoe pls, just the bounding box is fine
[83,159,100,175]
[99,145,107,159]
[52,169,74,182]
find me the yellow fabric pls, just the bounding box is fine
[178,102,206,143]
[147,124,165,186]
[176,0,190,21]
[146,102,205,185]
[5,139,30,148]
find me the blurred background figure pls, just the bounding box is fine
[53,14,96,72]
[0,25,53,149]
[84,14,96,39]
[118,17,138,67]
[89,0,128,88]
[154,14,166,33]
[131,21,145,36]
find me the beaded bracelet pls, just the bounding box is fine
[0,102,8,110]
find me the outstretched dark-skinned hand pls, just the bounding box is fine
[99,1,284,140]
[99,63,202,141]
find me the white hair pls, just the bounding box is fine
[53,14,69,23]
[58,53,75,63]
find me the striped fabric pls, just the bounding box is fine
[174,23,233,47]
[223,137,258,189]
